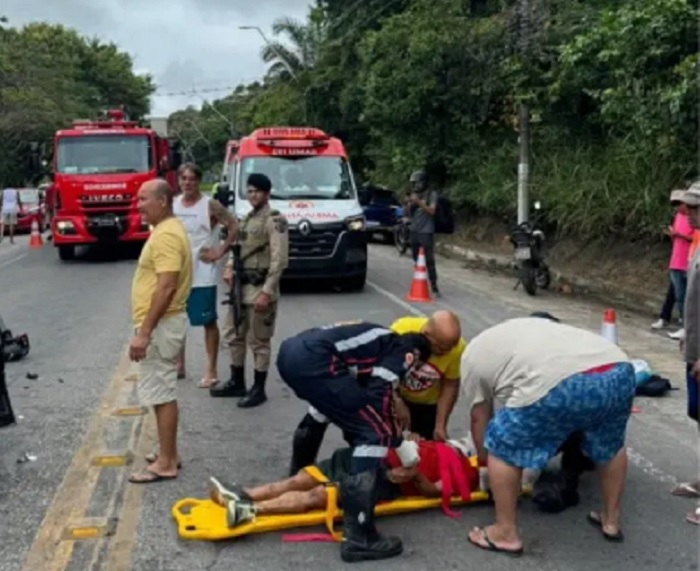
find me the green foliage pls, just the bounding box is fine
[172,0,698,241]
[0,21,154,185]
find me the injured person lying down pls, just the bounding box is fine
[209,438,480,528]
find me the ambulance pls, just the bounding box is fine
[224,127,367,291]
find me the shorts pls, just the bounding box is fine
[687,363,698,422]
[316,448,401,505]
[137,313,187,407]
[186,286,218,326]
[485,362,636,469]
[2,212,17,225]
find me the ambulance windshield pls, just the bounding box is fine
[238,156,356,200]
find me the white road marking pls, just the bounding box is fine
[0,253,27,270]
[366,279,426,317]
[367,275,686,489]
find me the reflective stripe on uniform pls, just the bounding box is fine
[334,327,392,353]
[352,445,389,458]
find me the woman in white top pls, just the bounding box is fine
[172,164,238,388]
[0,186,22,244]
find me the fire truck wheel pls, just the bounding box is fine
[58,245,75,261]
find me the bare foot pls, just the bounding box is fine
[686,507,700,525]
[467,525,523,556]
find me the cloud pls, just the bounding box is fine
[3,0,311,116]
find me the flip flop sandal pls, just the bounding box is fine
[685,507,700,525]
[198,378,218,389]
[128,469,177,484]
[467,527,523,557]
[671,483,700,498]
[144,452,182,468]
[587,512,624,542]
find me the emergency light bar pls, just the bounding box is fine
[252,127,330,141]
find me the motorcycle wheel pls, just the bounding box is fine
[536,267,551,290]
[519,261,537,296]
[394,225,409,256]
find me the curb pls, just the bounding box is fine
[435,242,664,316]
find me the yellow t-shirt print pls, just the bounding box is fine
[390,316,466,405]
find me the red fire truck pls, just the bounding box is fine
[50,108,182,261]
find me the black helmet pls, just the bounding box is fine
[409,170,427,184]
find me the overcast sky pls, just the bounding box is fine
[3,0,311,117]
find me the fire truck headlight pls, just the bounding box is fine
[346,216,365,231]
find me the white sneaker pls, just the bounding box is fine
[668,328,686,340]
[651,319,667,330]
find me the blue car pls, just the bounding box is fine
[360,185,402,242]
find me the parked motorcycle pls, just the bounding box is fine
[393,206,410,256]
[510,201,551,296]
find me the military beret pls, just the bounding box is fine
[247,173,272,193]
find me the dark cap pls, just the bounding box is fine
[397,332,432,362]
[247,173,272,193]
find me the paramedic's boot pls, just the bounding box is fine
[209,366,246,398]
[238,370,267,408]
[209,477,252,507]
[339,471,403,563]
[288,413,329,476]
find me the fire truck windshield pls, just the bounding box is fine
[56,134,153,175]
[237,156,356,200]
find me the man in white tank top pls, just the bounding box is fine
[173,164,238,387]
[0,185,22,244]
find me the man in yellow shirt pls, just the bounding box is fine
[128,179,192,484]
[286,310,464,475]
[390,310,465,440]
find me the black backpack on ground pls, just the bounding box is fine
[434,191,455,235]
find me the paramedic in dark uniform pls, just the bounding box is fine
[209,173,289,408]
[276,321,431,563]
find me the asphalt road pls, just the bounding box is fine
[0,235,697,571]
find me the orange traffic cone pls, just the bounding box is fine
[601,308,618,344]
[28,216,43,249]
[405,247,432,302]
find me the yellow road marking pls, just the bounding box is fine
[112,406,147,417]
[21,350,133,571]
[103,410,156,571]
[62,518,117,541]
[91,452,134,467]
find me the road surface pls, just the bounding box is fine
[0,236,697,571]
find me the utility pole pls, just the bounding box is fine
[517,0,531,225]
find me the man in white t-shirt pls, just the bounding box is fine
[173,164,238,388]
[0,186,22,244]
[460,316,635,556]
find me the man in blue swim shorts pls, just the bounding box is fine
[460,316,635,556]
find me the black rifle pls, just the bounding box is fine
[222,242,244,336]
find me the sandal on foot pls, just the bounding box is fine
[144,452,182,468]
[467,527,523,557]
[685,507,700,525]
[671,482,700,498]
[198,378,218,389]
[587,512,624,542]
[128,469,177,484]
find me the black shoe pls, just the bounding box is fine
[288,413,329,476]
[431,283,440,297]
[339,470,403,563]
[209,366,246,398]
[237,370,267,408]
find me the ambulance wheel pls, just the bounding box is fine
[58,245,75,261]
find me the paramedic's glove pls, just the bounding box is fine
[395,439,420,468]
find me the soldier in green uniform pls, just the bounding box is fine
[210,173,289,408]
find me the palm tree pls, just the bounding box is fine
[261,15,325,82]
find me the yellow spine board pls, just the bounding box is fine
[171,457,529,542]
